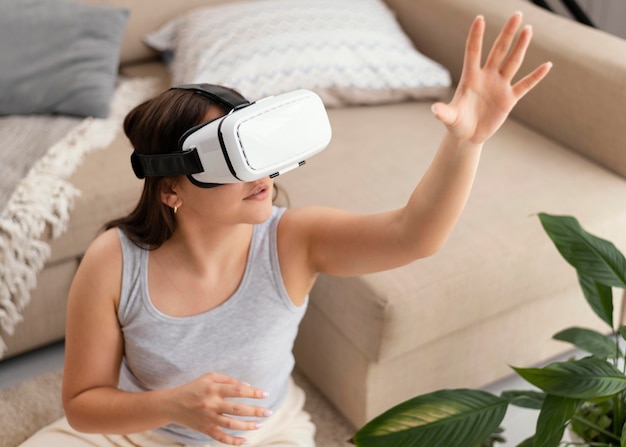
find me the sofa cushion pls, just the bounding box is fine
[277,101,626,363]
[144,0,451,107]
[80,0,231,65]
[0,0,129,118]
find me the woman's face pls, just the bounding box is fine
[171,106,275,227]
[174,175,275,226]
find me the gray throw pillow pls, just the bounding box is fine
[0,0,129,118]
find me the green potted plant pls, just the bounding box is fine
[349,212,626,447]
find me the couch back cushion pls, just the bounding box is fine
[81,0,235,64]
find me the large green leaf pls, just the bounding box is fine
[501,390,545,410]
[351,389,508,447]
[516,436,535,447]
[577,272,614,328]
[553,327,620,358]
[538,213,626,288]
[513,357,626,399]
[533,395,581,447]
[620,325,626,341]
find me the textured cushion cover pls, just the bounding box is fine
[0,0,128,118]
[144,0,452,106]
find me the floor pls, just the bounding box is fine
[0,342,65,388]
[0,342,578,446]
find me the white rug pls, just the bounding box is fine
[0,367,355,447]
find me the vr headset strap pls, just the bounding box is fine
[131,149,203,179]
[170,84,250,110]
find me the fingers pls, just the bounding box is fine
[206,372,269,400]
[463,15,485,75]
[216,412,264,431]
[206,372,246,385]
[499,24,533,81]
[468,11,552,97]
[431,102,458,127]
[210,401,270,446]
[221,383,270,401]
[512,61,553,98]
[209,428,252,446]
[176,372,273,445]
[219,403,272,419]
[435,12,551,145]
[485,11,524,71]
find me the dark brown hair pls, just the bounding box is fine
[104,88,224,248]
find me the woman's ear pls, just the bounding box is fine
[160,178,181,210]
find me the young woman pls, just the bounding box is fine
[21,12,551,447]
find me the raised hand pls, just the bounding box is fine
[431,12,552,145]
[167,372,271,446]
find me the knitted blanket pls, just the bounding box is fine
[0,77,158,356]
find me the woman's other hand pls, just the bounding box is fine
[431,12,552,145]
[166,372,272,446]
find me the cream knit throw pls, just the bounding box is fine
[0,77,159,357]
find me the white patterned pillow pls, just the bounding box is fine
[145,0,452,107]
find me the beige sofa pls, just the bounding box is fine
[3,0,626,429]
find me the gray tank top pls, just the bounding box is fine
[116,206,308,445]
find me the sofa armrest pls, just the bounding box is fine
[385,0,626,178]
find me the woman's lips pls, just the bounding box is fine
[244,185,270,200]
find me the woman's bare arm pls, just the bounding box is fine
[279,13,552,283]
[62,229,269,446]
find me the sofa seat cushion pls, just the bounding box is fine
[277,101,626,363]
[1,259,77,358]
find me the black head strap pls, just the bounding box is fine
[130,84,250,179]
[131,150,203,179]
[170,83,250,111]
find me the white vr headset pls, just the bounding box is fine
[131,84,332,188]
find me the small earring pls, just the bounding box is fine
[173,205,178,214]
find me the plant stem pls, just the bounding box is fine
[611,330,624,437]
[615,331,620,367]
[570,416,621,442]
[614,393,622,437]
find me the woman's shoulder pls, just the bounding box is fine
[87,227,122,257]
[79,228,124,278]
[68,228,124,308]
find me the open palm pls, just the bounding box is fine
[432,12,552,145]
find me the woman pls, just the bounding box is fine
[22,12,551,447]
